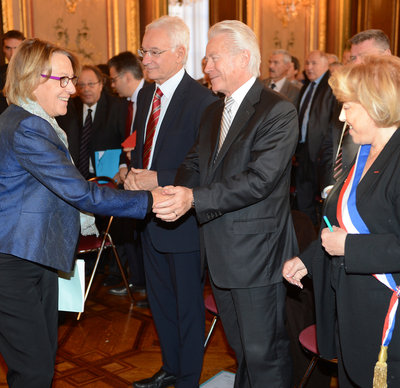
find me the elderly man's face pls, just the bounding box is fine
[3,38,23,61]
[304,51,329,82]
[141,28,184,85]
[350,39,390,64]
[76,69,103,106]
[268,53,289,82]
[204,33,247,97]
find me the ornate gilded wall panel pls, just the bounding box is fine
[1,0,141,65]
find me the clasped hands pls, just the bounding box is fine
[124,168,193,221]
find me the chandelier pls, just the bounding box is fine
[168,0,196,5]
[276,0,310,26]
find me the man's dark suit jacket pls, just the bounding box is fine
[175,79,299,288]
[263,77,301,106]
[57,91,127,168]
[131,72,217,253]
[301,128,400,386]
[298,71,337,189]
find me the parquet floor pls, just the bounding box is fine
[0,274,338,387]
[0,276,236,387]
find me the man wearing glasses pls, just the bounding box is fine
[124,15,217,388]
[57,64,127,179]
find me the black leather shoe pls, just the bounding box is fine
[133,368,176,388]
[108,284,147,296]
[108,284,133,296]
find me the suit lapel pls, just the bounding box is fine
[92,92,106,134]
[356,129,400,200]
[203,101,224,183]
[280,79,289,96]
[211,80,261,172]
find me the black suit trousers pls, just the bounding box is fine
[211,279,292,388]
[141,230,204,388]
[0,253,58,388]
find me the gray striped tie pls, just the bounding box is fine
[218,96,234,153]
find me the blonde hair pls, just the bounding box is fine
[208,20,261,77]
[4,38,79,105]
[329,55,400,127]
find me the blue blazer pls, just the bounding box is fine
[0,105,149,272]
[131,72,217,253]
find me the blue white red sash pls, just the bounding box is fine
[336,144,399,349]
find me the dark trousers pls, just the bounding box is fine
[141,231,204,388]
[0,253,58,388]
[211,279,292,388]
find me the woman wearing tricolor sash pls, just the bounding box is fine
[283,55,400,388]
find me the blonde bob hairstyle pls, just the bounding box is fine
[329,55,400,128]
[4,38,79,105]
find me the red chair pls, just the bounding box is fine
[204,293,219,348]
[297,324,337,387]
[76,176,133,320]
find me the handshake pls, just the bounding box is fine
[123,168,193,222]
[150,186,193,222]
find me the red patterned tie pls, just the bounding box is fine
[125,101,134,139]
[143,87,163,169]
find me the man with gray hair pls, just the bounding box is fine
[152,20,298,387]
[264,49,301,105]
[124,15,217,388]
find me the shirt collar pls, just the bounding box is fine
[156,67,185,100]
[128,78,145,103]
[83,102,97,117]
[228,76,257,107]
[271,77,286,91]
[311,71,327,87]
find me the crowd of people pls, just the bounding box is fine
[0,14,399,388]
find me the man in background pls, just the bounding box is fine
[295,50,336,225]
[106,51,149,302]
[57,65,126,179]
[0,30,25,113]
[326,29,392,186]
[263,49,300,105]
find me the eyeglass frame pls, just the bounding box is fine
[137,48,171,58]
[75,80,102,89]
[109,72,124,84]
[40,74,78,88]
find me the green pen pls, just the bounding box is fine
[323,216,333,232]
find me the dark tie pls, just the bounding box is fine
[125,101,134,139]
[143,88,163,169]
[270,83,276,90]
[333,122,350,181]
[78,108,93,179]
[298,81,316,129]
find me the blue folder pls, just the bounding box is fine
[94,149,122,178]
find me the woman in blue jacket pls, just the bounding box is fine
[0,38,161,388]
